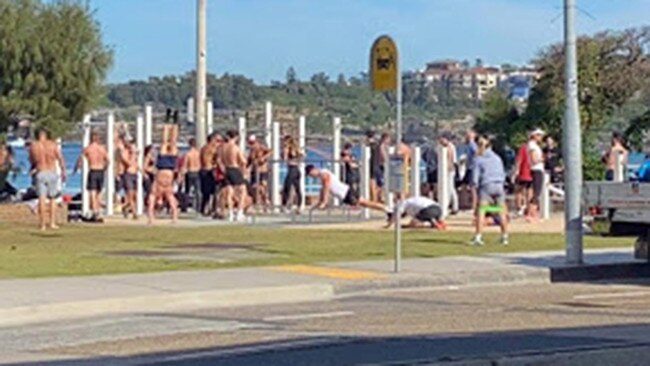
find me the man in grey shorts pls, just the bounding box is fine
[29,129,66,230]
[471,136,508,246]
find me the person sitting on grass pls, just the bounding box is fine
[305,164,388,213]
[148,109,180,225]
[470,136,509,247]
[384,195,447,230]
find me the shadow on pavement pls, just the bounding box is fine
[495,250,650,284]
[8,323,650,366]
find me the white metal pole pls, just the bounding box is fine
[81,115,91,216]
[437,146,449,219]
[299,116,307,211]
[384,146,396,210]
[394,56,403,274]
[238,117,247,153]
[106,112,115,216]
[144,104,153,146]
[265,101,273,148]
[541,172,551,220]
[207,100,214,135]
[55,138,63,195]
[136,114,145,216]
[271,121,281,212]
[195,0,207,146]
[361,146,371,219]
[332,117,342,206]
[411,146,421,197]
[563,0,583,264]
[187,97,195,124]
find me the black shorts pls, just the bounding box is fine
[517,179,532,189]
[531,170,544,203]
[415,205,442,223]
[87,170,105,191]
[426,170,438,185]
[224,167,245,186]
[251,171,269,185]
[200,169,216,194]
[372,167,385,188]
[122,173,138,192]
[342,188,360,206]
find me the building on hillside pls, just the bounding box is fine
[417,60,540,103]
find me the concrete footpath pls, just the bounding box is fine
[0,248,640,328]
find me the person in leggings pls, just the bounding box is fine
[281,135,304,213]
[470,136,509,247]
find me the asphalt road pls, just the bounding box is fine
[5,280,650,365]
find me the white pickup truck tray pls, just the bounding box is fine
[585,182,650,223]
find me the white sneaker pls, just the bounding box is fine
[228,211,235,222]
[517,207,526,217]
[501,235,509,246]
[470,237,484,247]
[236,211,246,222]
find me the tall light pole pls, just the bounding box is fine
[195,0,207,146]
[563,0,583,264]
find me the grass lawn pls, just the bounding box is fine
[0,223,634,279]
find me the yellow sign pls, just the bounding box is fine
[370,35,399,92]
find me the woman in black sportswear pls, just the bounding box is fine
[281,135,304,212]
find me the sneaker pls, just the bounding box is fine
[236,211,246,222]
[470,236,484,247]
[228,211,235,222]
[501,235,509,246]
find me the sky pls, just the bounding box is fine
[91,0,650,84]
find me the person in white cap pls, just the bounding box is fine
[527,128,545,222]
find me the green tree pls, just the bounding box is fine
[0,0,113,136]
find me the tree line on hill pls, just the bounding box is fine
[105,68,481,133]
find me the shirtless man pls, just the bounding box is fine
[182,138,201,212]
[306,165,388,213]
[29,129,66,230]
[218,130,248,222]
[199,134,219,215]
[120,139,139,219]
[247,135,272,211]
[74,131,108,221]
[603,132,629,181]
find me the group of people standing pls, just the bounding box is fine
[512,129,563,222]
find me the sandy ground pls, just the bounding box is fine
[100,210,565,234]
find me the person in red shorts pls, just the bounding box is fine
[513,140,532,217]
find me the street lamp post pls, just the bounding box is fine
[195,0,207,146]
[563,0,583,264]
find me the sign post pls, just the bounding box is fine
[370,35,402,273]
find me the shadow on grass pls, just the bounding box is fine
[29,232,64,239]
[411,237,468,246]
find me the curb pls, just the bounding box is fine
[335,268,550,295]
[0,284,334,328]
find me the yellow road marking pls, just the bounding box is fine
[272,265,384,281]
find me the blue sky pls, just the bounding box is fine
[92,0,650,84]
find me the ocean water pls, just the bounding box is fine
[7,143,382,195]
